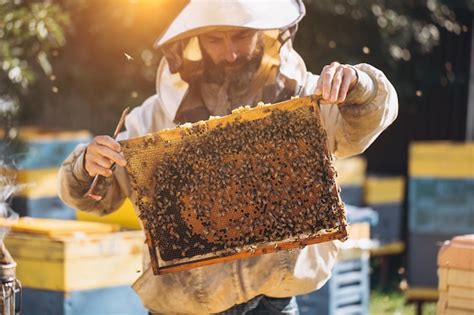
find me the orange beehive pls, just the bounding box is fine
[437,235,474,315]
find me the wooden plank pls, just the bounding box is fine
[442,307,474,315]
[409,142,474,178]
[334,258,363,273]
[0,217,119,237]
[335,305,364,315]
[447,296,474,311]
[4,231,143,260]
[15,254,142,291]
[364,176,405,204]
[448,286,474,300]
[334,292,362,307]
[14,127,91,141]
[404,287,439,301]
[335,286,363,300]
[334,271,363,287]
[439,267,448,290]
[446,268,474,289]
[76,198,142,230]
[370,241,405,256]
[438,292,448,312]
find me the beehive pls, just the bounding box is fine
[0,127,93,220]
[121,96,347,274]
[438,235,474,315]
[1,218,147,315]
[408,141,474,287]
[364,175,405,244]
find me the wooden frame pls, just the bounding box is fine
[121,95,347,274]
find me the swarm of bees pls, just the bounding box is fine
[121,96,347,273]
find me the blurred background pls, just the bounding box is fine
[1,0,473,314]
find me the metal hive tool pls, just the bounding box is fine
[121,95,347,275]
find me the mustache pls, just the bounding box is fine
[214,55,253,69]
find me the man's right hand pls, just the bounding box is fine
[84,136,127,177]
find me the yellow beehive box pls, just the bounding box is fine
[333,156,367,206]
[333,156,367,187]
[409,141,474,178]
[76,198,142,230]
[2,218,144,291]
[364,176,405,205]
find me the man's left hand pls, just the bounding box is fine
[315,62,358,104]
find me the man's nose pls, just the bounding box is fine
[224,40,238,63]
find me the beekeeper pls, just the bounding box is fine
[58,0,398,313]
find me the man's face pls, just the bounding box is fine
[199,28,261,69]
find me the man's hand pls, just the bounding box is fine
[315,62,358,104]
[84,136,127,177]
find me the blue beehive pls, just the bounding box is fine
[364,176,405,244]
[297,256,370,315]
[2,127,92,219]
[407,141,474,288]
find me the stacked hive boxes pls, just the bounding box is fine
[297,247,370,315]
[296,205,375,315]
[364,176,405,244]
[3,218,147,315]
[437,235,474,315]
[334,157,367,207]
[3,128,92,219]
[408,142,474,288]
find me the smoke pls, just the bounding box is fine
[0,164,21,242]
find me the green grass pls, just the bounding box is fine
[370,290,437,315]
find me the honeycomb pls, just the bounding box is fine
[121,96,347,274]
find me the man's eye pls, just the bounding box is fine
[207,38,222,44]
[236,33,250,40]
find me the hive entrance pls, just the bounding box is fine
[121,96,347,274]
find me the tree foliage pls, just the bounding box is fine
[0,0,69,135]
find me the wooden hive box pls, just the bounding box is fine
[121,95,348,274]
[297,247,370,315]
[408,141,474,288]
[76,198,142,230]
[1,218,147,314]
[364,175,405,244]
[0,127,92,169]
[1,128,92,220]
[333,157,367,206]
[438,235,474,315]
